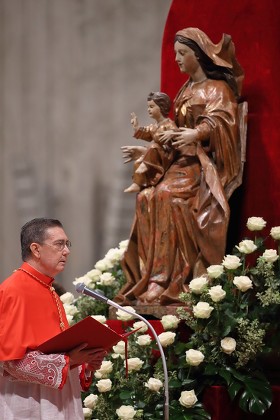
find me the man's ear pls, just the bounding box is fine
[30,242,40,258]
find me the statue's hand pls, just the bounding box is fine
[159,129,176,144]
[130,112,139,130]
[121,145,147,163]
[172,127,198,148]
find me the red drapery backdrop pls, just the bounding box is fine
[161,0,280,246]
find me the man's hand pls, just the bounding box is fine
[68,343,106,370]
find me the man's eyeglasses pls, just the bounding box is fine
[41,240,72,251]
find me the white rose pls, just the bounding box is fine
[161,315,180,330]
[132,321,148,333]
[96,378,112,392]
[189,276,208,294]
[116,405,136,419]
[86,268,102,282]
[262,249,279,263]
[125,357,144,372]
[193,302,214,319]
[179,390,198,408]
[117,241,128,259]
[116,306,136,321]
[158,331,176,347]
[222,255,242,270]
[99,272,115,286]
[111,353,124,360]
[95,258,114,271]
[119,239,129,250]
[105,247,123,264]
[94,361,113,378]
[136,334,152,346]
[208,285,226,302]
[113,340,127,355]
[83,407,93,418]
[145,377,163,393]
[83,393,98,409]
[60,292,75,304]
[236,239,257,254]
[91,315,107,324]
[233,276,253,292]
[270,226,280,241]
[63,303,78,316]
[221,337,236,354]
[246,217,267,231]
[66,314,74,325]
[73,275,93,287]
[185,349,205,366]
[207,264,224,279]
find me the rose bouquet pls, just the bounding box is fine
[71,240,128,321]
[79,312,211,419]
[61,217,280,418]
[61,287,210,418]
[177,217,280,416]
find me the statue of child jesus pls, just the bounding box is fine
[124,91,177,193]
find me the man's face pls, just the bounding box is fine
[35,226,71,277]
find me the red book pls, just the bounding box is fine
[36,316,134,353]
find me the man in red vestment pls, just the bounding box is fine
[0,218,106,419]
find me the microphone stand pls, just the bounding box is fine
[76,283,169,420]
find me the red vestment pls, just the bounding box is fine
[0,263,92,419]
[0,262,69,360]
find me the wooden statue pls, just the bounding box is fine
[115,27,246,307]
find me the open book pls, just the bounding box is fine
[37,316,136,353]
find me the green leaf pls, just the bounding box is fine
[221,324,232,337]
[169,404,211,420]
[217,367,232,385]
[137,400,146,408]
[204,363,219,376]
[228,380,243,400]
[223,368,273,415]
[175,341,188,354]
[238,377,272,415]
[239,382,272,416]
[119,390,133,400]
[169,378,183,388]
[181,378,197,387]
[225,366,246,382]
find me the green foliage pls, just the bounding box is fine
[169,402,211,420]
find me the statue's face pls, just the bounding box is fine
[174,41,199,75]
[147,100,161,121]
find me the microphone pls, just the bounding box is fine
[75,283,108,303]
[75,282,170,420]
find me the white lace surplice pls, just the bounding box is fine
[0,351,84,420]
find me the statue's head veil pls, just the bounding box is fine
[176,28,244,95]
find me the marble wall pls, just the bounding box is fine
[0,0,172,291]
